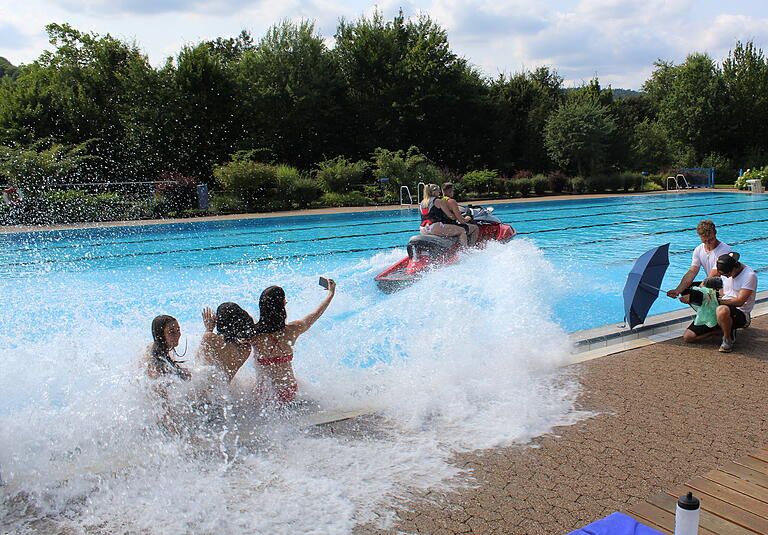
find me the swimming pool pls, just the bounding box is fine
[2,191,765,336]
[2,190,766,534]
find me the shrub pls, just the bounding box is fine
[155,173,198,213]
[213,159,278,210]
[208,192,246,214]
[516,177,533,196]
[18,190,130,224]
[320,191,369,207]
[547,170,569,193]
[735,166,768,189]
[532,175,547,195]
[0,139,98,192]
[461,170,497,195]
[571,176,586,193]
[275,165,322,209]
[643,180,663,191]
[585,175,606,193]
[512,170,533,179]
[315,156,368,194]
[505,179,520,197]
[371,146,441,193]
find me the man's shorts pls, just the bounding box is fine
[687,305,749,336]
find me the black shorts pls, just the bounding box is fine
[687,305,748,336]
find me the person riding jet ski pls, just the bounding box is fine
[418,183,476,247]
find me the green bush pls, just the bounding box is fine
[571,176,586,193]
[461,170,497,195]
[371,146,441,193]
[547,170,569,193]
[14,190,131,224]
[213,159,278,209]
[735,166,768,189]
[209,192,246,214]
[320,191,369,207]
[0,139,97,191]
[516,177,533,196]
[505,179,520,197]
[315,156,368,194]
[532,175,547,195]
[643,180,663,191]
[275,165,322,209]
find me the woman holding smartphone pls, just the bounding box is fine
[249,279,336,404]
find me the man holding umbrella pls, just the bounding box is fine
[667,220,735,302]
[682,253,757,352]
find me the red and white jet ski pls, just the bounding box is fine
[374,205,516,293]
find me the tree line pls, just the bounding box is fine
[1,14,767,220]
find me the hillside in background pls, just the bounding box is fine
[0,57,18,79]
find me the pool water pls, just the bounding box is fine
[0,191,765,534]
[2,191,765,335]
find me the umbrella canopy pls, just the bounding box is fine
[623,243,670,329]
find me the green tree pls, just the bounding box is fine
[488,67,564,173]
[0,139,96,191]
[544,100,617,176]
[334,11,489,168]
[0,24,159,181]
[721,41,768,166]
[371,146,440,192]
[643,53,727,164]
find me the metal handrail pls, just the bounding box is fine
[666,176,678,190]
[399,185,413,206]
[676,174,689,189]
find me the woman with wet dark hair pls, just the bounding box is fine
[146,315,191,381]
[195,302,255,383]
[250,281,336,403]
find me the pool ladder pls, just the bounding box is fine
[666,174,689,190]
[399,182,426,207]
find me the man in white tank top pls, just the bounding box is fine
[667,220,736,302]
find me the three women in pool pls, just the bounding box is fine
[144,279,337,407]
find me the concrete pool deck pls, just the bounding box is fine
[0,187,743,234]
[360,313,768,535]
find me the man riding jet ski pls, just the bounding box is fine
[374,183,516,293]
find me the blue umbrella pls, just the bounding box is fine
[623,243,670,329]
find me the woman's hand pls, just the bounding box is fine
[325,278,336,295]
[202,307,216,332]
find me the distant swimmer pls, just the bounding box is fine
[248,280,336,404]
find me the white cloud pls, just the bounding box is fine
[1,0,767,87]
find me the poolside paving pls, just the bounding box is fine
[360,314,768,535]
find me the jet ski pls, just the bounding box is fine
[374,205,516,293]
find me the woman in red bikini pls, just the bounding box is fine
[249,280,336,403]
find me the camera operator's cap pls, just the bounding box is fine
[716,253,738,274]
[702,276,724,290]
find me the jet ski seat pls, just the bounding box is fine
[407,234,458,258]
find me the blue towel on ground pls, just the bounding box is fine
[567,512,664,535]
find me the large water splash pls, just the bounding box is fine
[0,238,585,534]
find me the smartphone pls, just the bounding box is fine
[318,276,330,289]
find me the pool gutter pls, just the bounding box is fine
[568,289,768,363]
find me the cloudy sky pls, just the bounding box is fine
[1,0,767,89]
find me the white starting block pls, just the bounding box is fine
[746,178,765,193]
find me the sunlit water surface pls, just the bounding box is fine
[2,191,766,533]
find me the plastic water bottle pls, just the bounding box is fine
[674,491,700,535]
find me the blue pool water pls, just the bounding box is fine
[2,191,765,336]
[2,190,766,534]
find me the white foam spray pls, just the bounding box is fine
[0,238,586,534]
